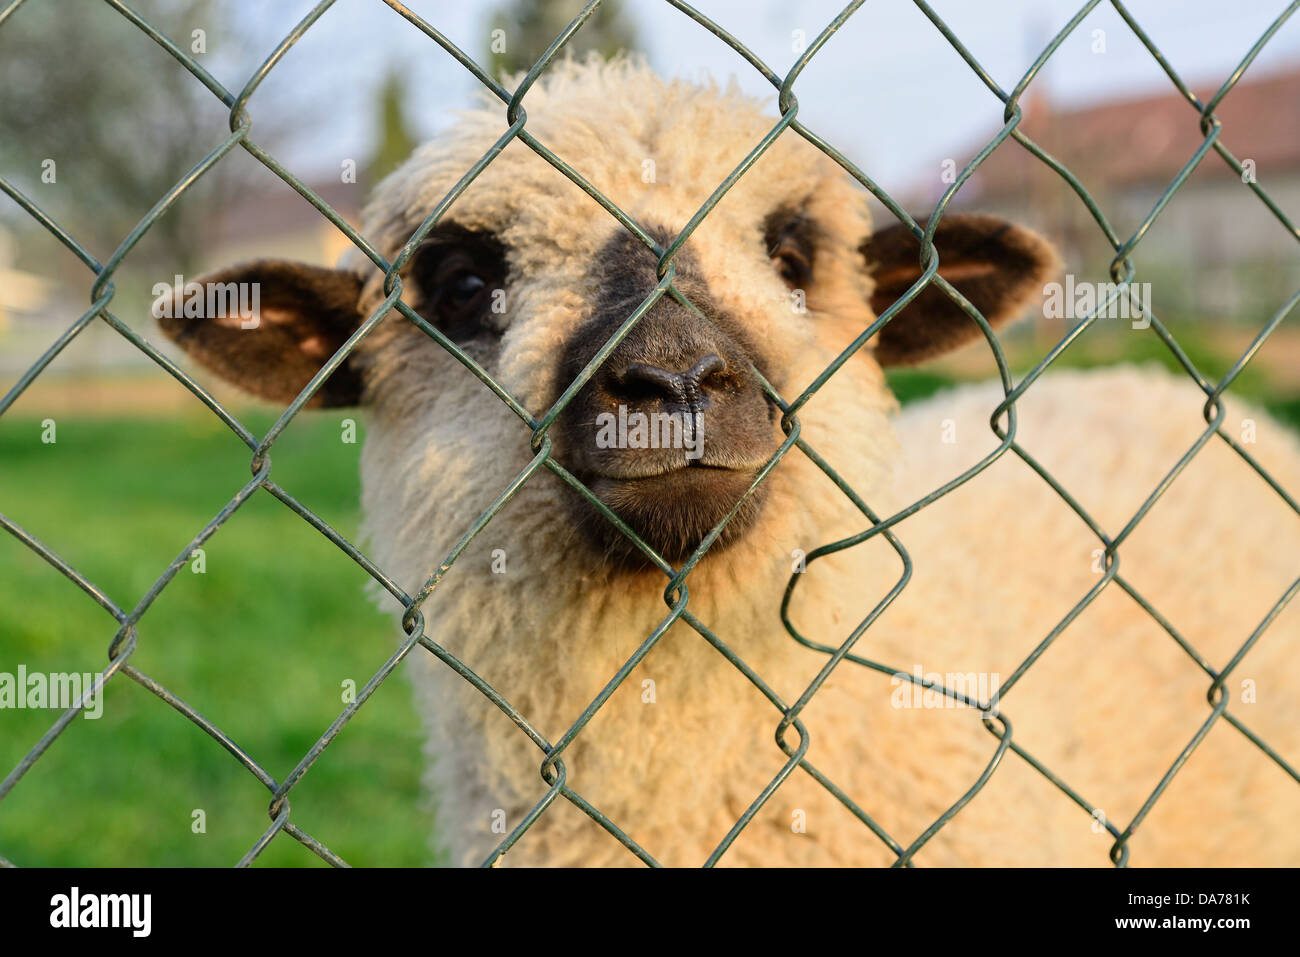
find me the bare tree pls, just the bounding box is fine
[0,0,260,276]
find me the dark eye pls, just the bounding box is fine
[442,271,488,308]
[409,225,508,343]
[430,254,493,321]
[771,243,811,288]
[763,211,819,292]
[764,243,806,287]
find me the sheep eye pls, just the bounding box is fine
[410,225,507,343]
[763,209,819,293]
[429,255,493,321]
[442,271,488,308]
[771,244,811,288]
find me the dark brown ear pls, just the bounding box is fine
[153,259,367,407]
[862,213,1059,366]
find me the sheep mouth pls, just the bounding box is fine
[591,455,772,480]
[574,464,769,567]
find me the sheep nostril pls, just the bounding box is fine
[619,361,686,401]
[613,353,729,405]
[685,353,725,389]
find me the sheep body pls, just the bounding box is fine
[342,61,1300,866]
[377,364,1300,866]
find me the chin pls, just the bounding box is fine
[574,466,769,570]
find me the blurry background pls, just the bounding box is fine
[1,0,1297,865]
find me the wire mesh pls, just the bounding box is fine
[1,0,1298,868]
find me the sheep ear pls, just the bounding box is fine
[863,214,1059,366]
[154,259,367,407]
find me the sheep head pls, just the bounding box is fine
[157,59,1058,577]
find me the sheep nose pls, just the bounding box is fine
[615,354,726,409]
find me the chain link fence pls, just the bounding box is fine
[1,0,1298,867]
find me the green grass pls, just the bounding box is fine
[0,409,436,866]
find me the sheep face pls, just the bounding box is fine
[158,59,1056,582]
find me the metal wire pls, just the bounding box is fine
[1,0,1298,868]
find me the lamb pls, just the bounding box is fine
[157,58,1300,867]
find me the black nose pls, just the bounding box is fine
[615,354,726,410]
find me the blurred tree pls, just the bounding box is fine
[367,68,419,186]
[0,0,251,276]
[487,0,639,78]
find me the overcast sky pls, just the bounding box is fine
[212,0,1300,197]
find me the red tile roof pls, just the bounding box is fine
[964,67,1300,200]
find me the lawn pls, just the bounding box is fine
[0,405,436,866]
